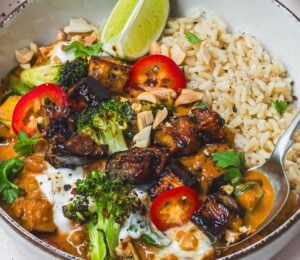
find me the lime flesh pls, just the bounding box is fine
[101,0,169,60]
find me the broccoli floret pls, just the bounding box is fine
[57,57,88,90]
[20,57,88,90]
[77,98,131,154]
[63,171,141,260]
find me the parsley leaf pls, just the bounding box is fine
[0,158,24,203]
[272,100,288,115]
[14,131,40,156]
[185,31,202,44]
[64,41,103,57]
[213,150,245,186]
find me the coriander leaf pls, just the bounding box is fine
[192,101,208,110]
[213,150,246,186]
[14,131,40,156]
[213,150,244,169]
[64,41,103,57]
[185,31,202,44]
[272,100,288,115]
[234,183,258,196]
[224,167,243,186]
[0,158,24,203]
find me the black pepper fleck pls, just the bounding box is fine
[233,105,237,113]
[63,184,72,191]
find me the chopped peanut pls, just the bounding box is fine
[15,48,34,64]
[84,33,98,46]
[150,41,161,55]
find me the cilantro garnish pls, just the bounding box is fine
[64,41,103,57]
[14,131,40,157]
[213,150,245,186]
[0,158,24,203]
[185,31,202,44]
[272,99,288,115]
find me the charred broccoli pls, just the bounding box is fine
[63,171,141,260]
[20,57,88,90]
[77,98,131,154]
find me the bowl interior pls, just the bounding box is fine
[0,0,299,259]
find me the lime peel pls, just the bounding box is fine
[101,0,169,61]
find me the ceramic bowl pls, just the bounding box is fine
[0,0,299,259]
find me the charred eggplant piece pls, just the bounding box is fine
[149,161,198,198]
[64,133,108,157]
[88,56,130,94]
[46,153,92,169]
[67,76,111,112]
[154,108,227,155]
[105,147,168,184]
[192,192,242,240]
[149,172,184,199]
[46,133,108,168]
[43,106,75,139]
[192,108,227,144]
[168,161,199,190]
[154,116,201,155]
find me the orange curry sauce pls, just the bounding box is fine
[244,171,275,229]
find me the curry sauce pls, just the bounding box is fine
[244,171,275,229]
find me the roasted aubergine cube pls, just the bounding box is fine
[154,115,201,155]
[105,147,169,184]
[149,162,199,199]
[149,172,184,199]
[154,108,227,156]
[88,56,130,93]
[234,182,264,212]
[46,133,108,169]
[67,76,111,112]
[192,192,242,240]
[191,108,227,144]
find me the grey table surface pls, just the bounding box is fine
[0,0,300,259]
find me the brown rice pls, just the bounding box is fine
[158,10,300,193]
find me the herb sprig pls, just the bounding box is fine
[0,158,24,203]
[213,150,245,186]
[185,31,202,44]
[13,131,40,156]
[272,99,288,115]
[64,41,103,57]
[0,131,40,203]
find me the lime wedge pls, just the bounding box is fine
[101,0,169,60]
